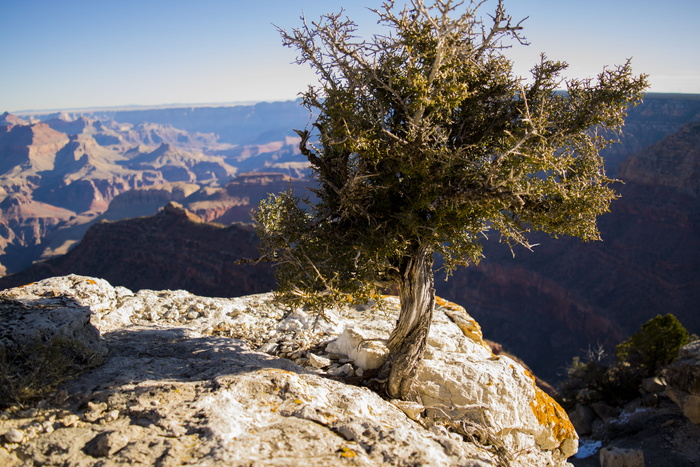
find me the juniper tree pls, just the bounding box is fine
[254,0,648,399]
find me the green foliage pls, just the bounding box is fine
[255,191,390,313]
[559,314,690,408]
[256,0,648,312]
[615,313,690,375]
[0,337,104,408]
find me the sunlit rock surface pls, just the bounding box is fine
[0,275,577,466]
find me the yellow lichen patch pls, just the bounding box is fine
[435,296,489,348]
[435,296,463,312]
[339,446,356,458]
[530,386,577,443]
[522,368,535,382]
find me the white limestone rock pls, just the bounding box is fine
[0,275,578,466]
[307,352,332,369]
[197,368,491,466]
[0,276,109,358]
[325,327,390,370]
[0,302,493,465]
[3,428,24,444]
[414,300,578,465]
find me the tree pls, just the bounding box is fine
[254,0,648,399]
[616,314,690,376]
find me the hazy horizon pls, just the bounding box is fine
[2,0,699,113]
[8,92,700,118]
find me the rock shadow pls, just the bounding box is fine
[59,325,305,403]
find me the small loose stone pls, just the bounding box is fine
[86,431,130,457]
[87,401,108,412]
[308,353,332,369]
[103,410,120,422]
[84,411,103,423]
[18,408,38,418]
[61,414,80,427]
[4,428,24,443]
[329,363,354,377]
[41,421,54,434]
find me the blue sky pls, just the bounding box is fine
[1,0,698,113]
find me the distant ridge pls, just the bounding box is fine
[11,100,272,116]
[14,100,310,146]
[0,202,275,297]
[12,92,699,116]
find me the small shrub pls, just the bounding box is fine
[559,345,611,409]
[559,313,691,408]
[615,313,690,376]
[0,337,104,408]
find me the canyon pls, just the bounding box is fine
[1,95,699,384]
[0,103,311,275]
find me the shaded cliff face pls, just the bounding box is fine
[0,123,69,177]
[24,175,314,273]
[436,120,700,382]
[0,203,275,298]
[601,94,700,176]
[617,120,700,193]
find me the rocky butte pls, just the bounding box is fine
[1,275,577,466]
[0,202,276,297]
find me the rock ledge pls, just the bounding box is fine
[0,275,577,466]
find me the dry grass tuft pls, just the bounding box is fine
[0,337,104,408]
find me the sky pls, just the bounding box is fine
[1,0,698,113]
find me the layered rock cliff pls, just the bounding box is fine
[602,94,700,176]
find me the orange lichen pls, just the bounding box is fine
[530,386,577,443]
[339,446,356,458]
[523,368,535,381]
[435,296,464,312]
[523,368,576,443]
[435,296,490,349]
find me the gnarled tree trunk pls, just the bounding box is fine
[386,246,435,399]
